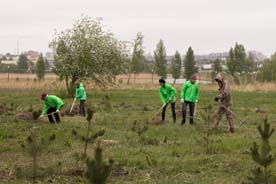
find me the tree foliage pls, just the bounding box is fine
[211,59,223,80]
[154,39,167,78]
[257,53,276,82]
[184,47,197,79]
[171,50,181,83]
[50,16,127,95]
[227,43,254,76]
[245,118,275,184]
[18,54,29,73]
[86,141,113,184]
[36,54,45,80]
[131,32,145,73]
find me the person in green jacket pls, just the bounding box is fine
[75,81,87,116]
[39,93,64,124]
[159,78,177,123]
[181,75,199,125]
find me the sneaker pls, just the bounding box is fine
[229,127,235,133]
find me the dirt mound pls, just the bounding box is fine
[143,104,154,111]
[15,112,34,121]
[62,106,79,116]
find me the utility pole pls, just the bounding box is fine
[8,66,10,81]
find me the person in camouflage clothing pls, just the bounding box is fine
[214,73,234,133]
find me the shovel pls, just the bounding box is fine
[69,98,77,114]
[219,102,248,126]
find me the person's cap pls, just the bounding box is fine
[159,78,166,84]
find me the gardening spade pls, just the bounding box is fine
[38,111,59,120]
[69,98,77,114]
[219,102,248,126]
[147,102,169,124]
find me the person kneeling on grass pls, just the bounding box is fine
[159,78,177,124]
[39,93,64,124]
[180,75,199,125]
[75,81,87,117]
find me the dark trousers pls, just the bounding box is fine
[79,100,86,117]
[182,101,195,123]
[47,106,62,124]
[162,102,176,123]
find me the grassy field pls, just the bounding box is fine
[0,87,275,183]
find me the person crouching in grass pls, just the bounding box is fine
[159,78,177,124]
[39,93,64,124]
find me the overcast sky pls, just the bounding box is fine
[0,0,275,56]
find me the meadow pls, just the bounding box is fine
[0,81,276,183]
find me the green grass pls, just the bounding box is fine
[0,88,275,183]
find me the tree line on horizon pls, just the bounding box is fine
[0,16,276,93]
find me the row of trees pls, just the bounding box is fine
[0,54,49,76]
[130,32,198,81]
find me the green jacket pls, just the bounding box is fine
[42,95,64,115]
[181,80,199,102]
[159,83,177,104]
[76,83,87,100]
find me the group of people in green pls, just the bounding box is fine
[159,73,234,133]
[38,72,234,133]
[38,81,87,124]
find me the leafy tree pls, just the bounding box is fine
[257,54,276,82]
[244,118,275,184]
[171,50,181,83]
[18,54,29,73]
[211,59,223,80]
[50,16,127,95]
[154,39,167,78]
[227,43,248,76]
[131,32,145,73]
[36,54,45,80]
[184,47,197,79]
[86,141,113,184]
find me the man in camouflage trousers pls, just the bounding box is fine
[214,73,235,133]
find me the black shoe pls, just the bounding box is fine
[190,119,194,124]
[181,120,186,125]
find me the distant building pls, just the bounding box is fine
[45,52,55,71]
[23,50,40,64]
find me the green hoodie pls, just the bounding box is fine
[76,83,87,100]
[159,83,177,104]
[181,80,199,102]
[42,95,64,115]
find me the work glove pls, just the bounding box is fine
[214,96,220,102]
[181,99,184,103]
[195,100,198,103]
[168,97,172,102]
[56,109,60,113]
[38,115,44,119]
[162,103,167,108]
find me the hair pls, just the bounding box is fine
[41,93,48,100]
[159,78,166,84]
[191,75,197,80]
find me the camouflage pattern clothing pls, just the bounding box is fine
[214,73,234,132]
